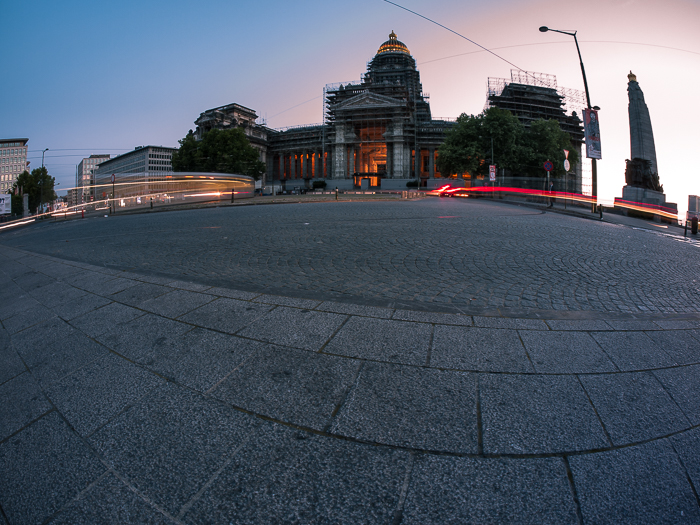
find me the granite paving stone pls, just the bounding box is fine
[12,271,55,292]
[606,319,660,331]
[202,287,260,300]
[580,371,691,445]
[480,374,609,454]
[182,422,410,525]
[545,319,613,331]
[519,331,617,373]
[0,344,26,385]
[392,309,473,325]
[155,329,262,393]
[49,473,175,525]
[45,352,164,437]
[237,307,346,351]
[402,455,577,524]
[0,372,52,441]
[177,297,273,334]
[70,302,144,338]
[0,412,105,525]
[54,293,112,322]
[569,439,700,524]
[590,331,676,371]
[652,364,700,425]
[670,427,700,492]
[3,304,56,335]
[323,316,431,365]
[473,316,549,330]
[89,382,258,517]
[165,280,212,292]
[138,289,214,318]
[29,281,87,309]
[110,283,171,307]
[252,294,321,309]
[0,290,37,321]
[645,330,700,365]
[212,345,360,430]
[317,301,393,319]
[653,319,698,330]
[12,319,109,387]
[431,325,533,372]
[86,276,138,296]
[332,362,477,452]
[95,314,193,369]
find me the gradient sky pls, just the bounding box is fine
[2,0,699,216]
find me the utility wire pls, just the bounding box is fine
[383,0,534,77]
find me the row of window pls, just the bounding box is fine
[0,142,25,148]
[1,149,25,157]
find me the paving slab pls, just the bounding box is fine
[110,283,171,307]
[331,362,477,452]
[431,325,533,372]
[670,427,700,492]
[519,331,617,373]
[70,302,144,338]
[323,316,431,365]
[178,297,272,335]
[402,455,578,524]
[89,382,258,517]
[0,412,105,525]
[212,345,360,430]
[580,372,691,445]
[480,374,609,454]
[237,307,346,351]
[95,314,193,369]
[569,439,700,524]
[54,293,112,322]
[0,344,25,385]
[155,329,262,393]
[0,372,52,441]
[590,331,676,371]
[645,330,700,365]
[138,289,214,318]
[49,472,175,525]
[181,422,410,525]
[45,352,164,437]
[652,364,700,425]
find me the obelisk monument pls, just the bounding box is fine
[628,71,658,174]
[620,72,675,212]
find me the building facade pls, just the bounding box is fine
[486,70,585,193]
[94,145,176,199]
[189,33,457,191]
[0,138,29,194]
[78,154,110,202]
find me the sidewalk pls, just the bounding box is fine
[1,244,699,524]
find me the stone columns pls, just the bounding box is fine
[291,153,296,179]
[428,148,433,177]
[414,147,421,179]
[333,127,346,179]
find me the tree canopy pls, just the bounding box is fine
[11,167,56,214]
[172,128,266,179]
[437,107,579,180]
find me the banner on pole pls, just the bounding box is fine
[583,109,602,159]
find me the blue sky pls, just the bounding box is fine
[2,0,699,215]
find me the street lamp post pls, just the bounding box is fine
[539,26,598,213]
[40,148,49,216]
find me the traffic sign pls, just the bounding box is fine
[111,174,115,183]
[543,161,554,172]
[489,165,496,182]
[564,160,571,172]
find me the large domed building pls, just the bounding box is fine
[194,32,456,190]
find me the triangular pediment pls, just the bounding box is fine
[334,91,404,111]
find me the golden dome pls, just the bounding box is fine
[377,31,411,55]
[628,70,637,82]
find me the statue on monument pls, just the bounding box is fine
[624,157,662,192]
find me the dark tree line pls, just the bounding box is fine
[172,128,266,180]
[437,107,579,181]
[11,167,56,215]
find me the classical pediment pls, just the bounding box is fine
[334,91,404,111]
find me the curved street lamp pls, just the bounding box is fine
[539,26,599,212]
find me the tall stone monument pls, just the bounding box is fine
[619,72,676,213]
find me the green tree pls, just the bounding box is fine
[521,119,579,180]
[172,128,266,179]
[437,107,527,177]
[11,168,56,214]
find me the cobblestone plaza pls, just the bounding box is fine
[1,198,699,523]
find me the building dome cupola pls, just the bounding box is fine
[377,31,411,55]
